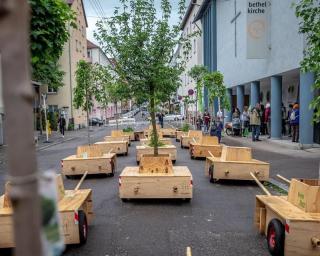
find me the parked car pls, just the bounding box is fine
[163,114,183,121]
[89,118,103,126]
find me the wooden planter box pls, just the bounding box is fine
[255,179,320,256]
[95,141,128,156]
[181,130,203,148]
[205,146,269,182]
[119,154,193,200]
[62,145,117,177]
[105,130,131,146]
[123,131,135,141]
[134,131,145,141]
[0,175,93,248]
[140,138,172,145]
[136,145,177,164]
[160,128,176,138]
[189,136,222,159]
[175,131,187,142]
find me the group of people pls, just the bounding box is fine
[231,102,300,142]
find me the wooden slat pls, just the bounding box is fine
[251,172,271,196]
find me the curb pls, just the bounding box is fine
[36,137,75,151]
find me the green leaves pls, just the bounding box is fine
[295,0,320,122]
[30,0,76,88]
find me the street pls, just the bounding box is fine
[1,123,319,256]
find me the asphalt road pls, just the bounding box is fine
[0,122,319,256]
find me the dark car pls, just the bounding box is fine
[89,118,103,126]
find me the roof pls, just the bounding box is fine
[194,0,211,23]
[181,1,196,30]
[87,40,99,49]
[66,0,88,27]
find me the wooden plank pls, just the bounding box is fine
[251,172,271,195]
[287,179,320,213]
[200,136,219,145]
[139,154,173,174]
[140,138,172,145]
[259,207,266,235]
[220,146,252,162]
[94,141,128,155]
[160,128,176,137]
[111,130,124,137]
[277,174,291,184]
[119,167,192,199]
[186,247,192,256]
[56,175,65,202]
[77,144,104,158]
[123,131,135,141]
[74,171,88,191]
[190,144,222,158]
[104,135,130,144]
[0,215,14,248]
[136,145,177,162]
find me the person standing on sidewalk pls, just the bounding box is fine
[203,110,211,132]
[250,103,261,142]
[58,115,66,138]
[287,104,293,137]
[241,106,250,137]
[290,103,300,143]
[264,103,271,138]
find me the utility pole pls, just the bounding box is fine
[0,1,43,256]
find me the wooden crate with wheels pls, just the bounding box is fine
[189,136,222,159]
[136,145,177,164]
[176,130,187,142]
[0,173,93,248]
[253,175,320,256]
[62,145,117,177]
[104,130,131,146]
[119,154,193,200]
[181,130,202,148]
[160,128,176,137]
[205,146,269,182]
[94,141,128,156]
[140,138,172,145]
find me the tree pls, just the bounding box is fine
[188,65,208,118]
[74,60,95,144]
[95,0,194,155]
[203,71,230,116]
[30,0,76,88]
[294,0,320,122]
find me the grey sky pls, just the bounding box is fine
[83,0,185,44]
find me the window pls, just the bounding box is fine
[47,87,57,94]
[87,50,91,58]
[83,47,85,57]
[48,105,58,113]
[76,39,78,52]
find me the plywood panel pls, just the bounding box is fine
[190,144,222,158]
[94,141,128,155]
[136,145,177,162]
[139,154,173,174]
[221,146,252,162]
[160,128,176,137]
[200,136,219,145]
[0,215,14,248]
[140,138,172,145]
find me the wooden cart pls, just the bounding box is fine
[123,131,135,141]
[181,130,203,148]
[189,136,222,159]
[253,175,320,256]
[136,144,177,164]
[205,146,269,182]
[104,130,131,146]
[62,145,117,177]
[160,128,176,138]
[140,138,172,145]
[134,130,145,141]
[94,141,128,156]
[119,154,193,201]
[175,130,187,142]
[0,174,93,248]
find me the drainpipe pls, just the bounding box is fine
[68,23,74,125]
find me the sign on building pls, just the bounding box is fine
[247,0,270,59]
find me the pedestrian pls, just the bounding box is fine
[281,103,287,136]
[211,117,223,143]
[196,115,203,130]
[232,108,241,136]
[203,110,211,132]
[158,112,164,128]
[241,106,250,137]
[260,104,266,135]
[58,115,66,138]
[287,104,293,137]
[264,102,271,138]
[290,103,299,142]
[250,103,261,141]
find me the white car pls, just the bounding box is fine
[163,114,184,121]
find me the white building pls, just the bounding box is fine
[176,0,203,119]
[87,40,121,120]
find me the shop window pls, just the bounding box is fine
[48,87,57,94]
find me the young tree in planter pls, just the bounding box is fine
[203,71,230,117]
[188,65,208,118]
[95,0,194,155]
[74,60,95,144]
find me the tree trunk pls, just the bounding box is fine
[150,92,159,156]
[86,93,90,144]
[115,102,119,130]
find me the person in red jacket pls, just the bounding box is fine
[203,110,211,132]
[264,103,271,138]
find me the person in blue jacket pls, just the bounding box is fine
[290,103,299,143]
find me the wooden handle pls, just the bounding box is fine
[74,171,88,191]
[186,247,192,256]
[276,174,291,184]
[192,137,197,143]
[250,172,271,196]
[108,148,114,153]
[208,151,214,158]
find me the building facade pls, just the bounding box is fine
[87,40,121,121]
[176,0,203,119]
[41,0,88,129]
[195,0,319,146]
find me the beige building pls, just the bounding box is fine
[41,0,88,129]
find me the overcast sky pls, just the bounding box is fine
[83,0,185,45]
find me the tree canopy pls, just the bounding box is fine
[30,0,76,88]
[294,0,320,122]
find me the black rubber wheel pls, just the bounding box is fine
[183,198,191,203]
[65,175,72,179]
[225,128,232,136]
[172,160,176,164]
[209,165,216,183]
[136,161,140,165]
[267,219,285,256]
[78,210,88,244]
[121,198,129,202]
